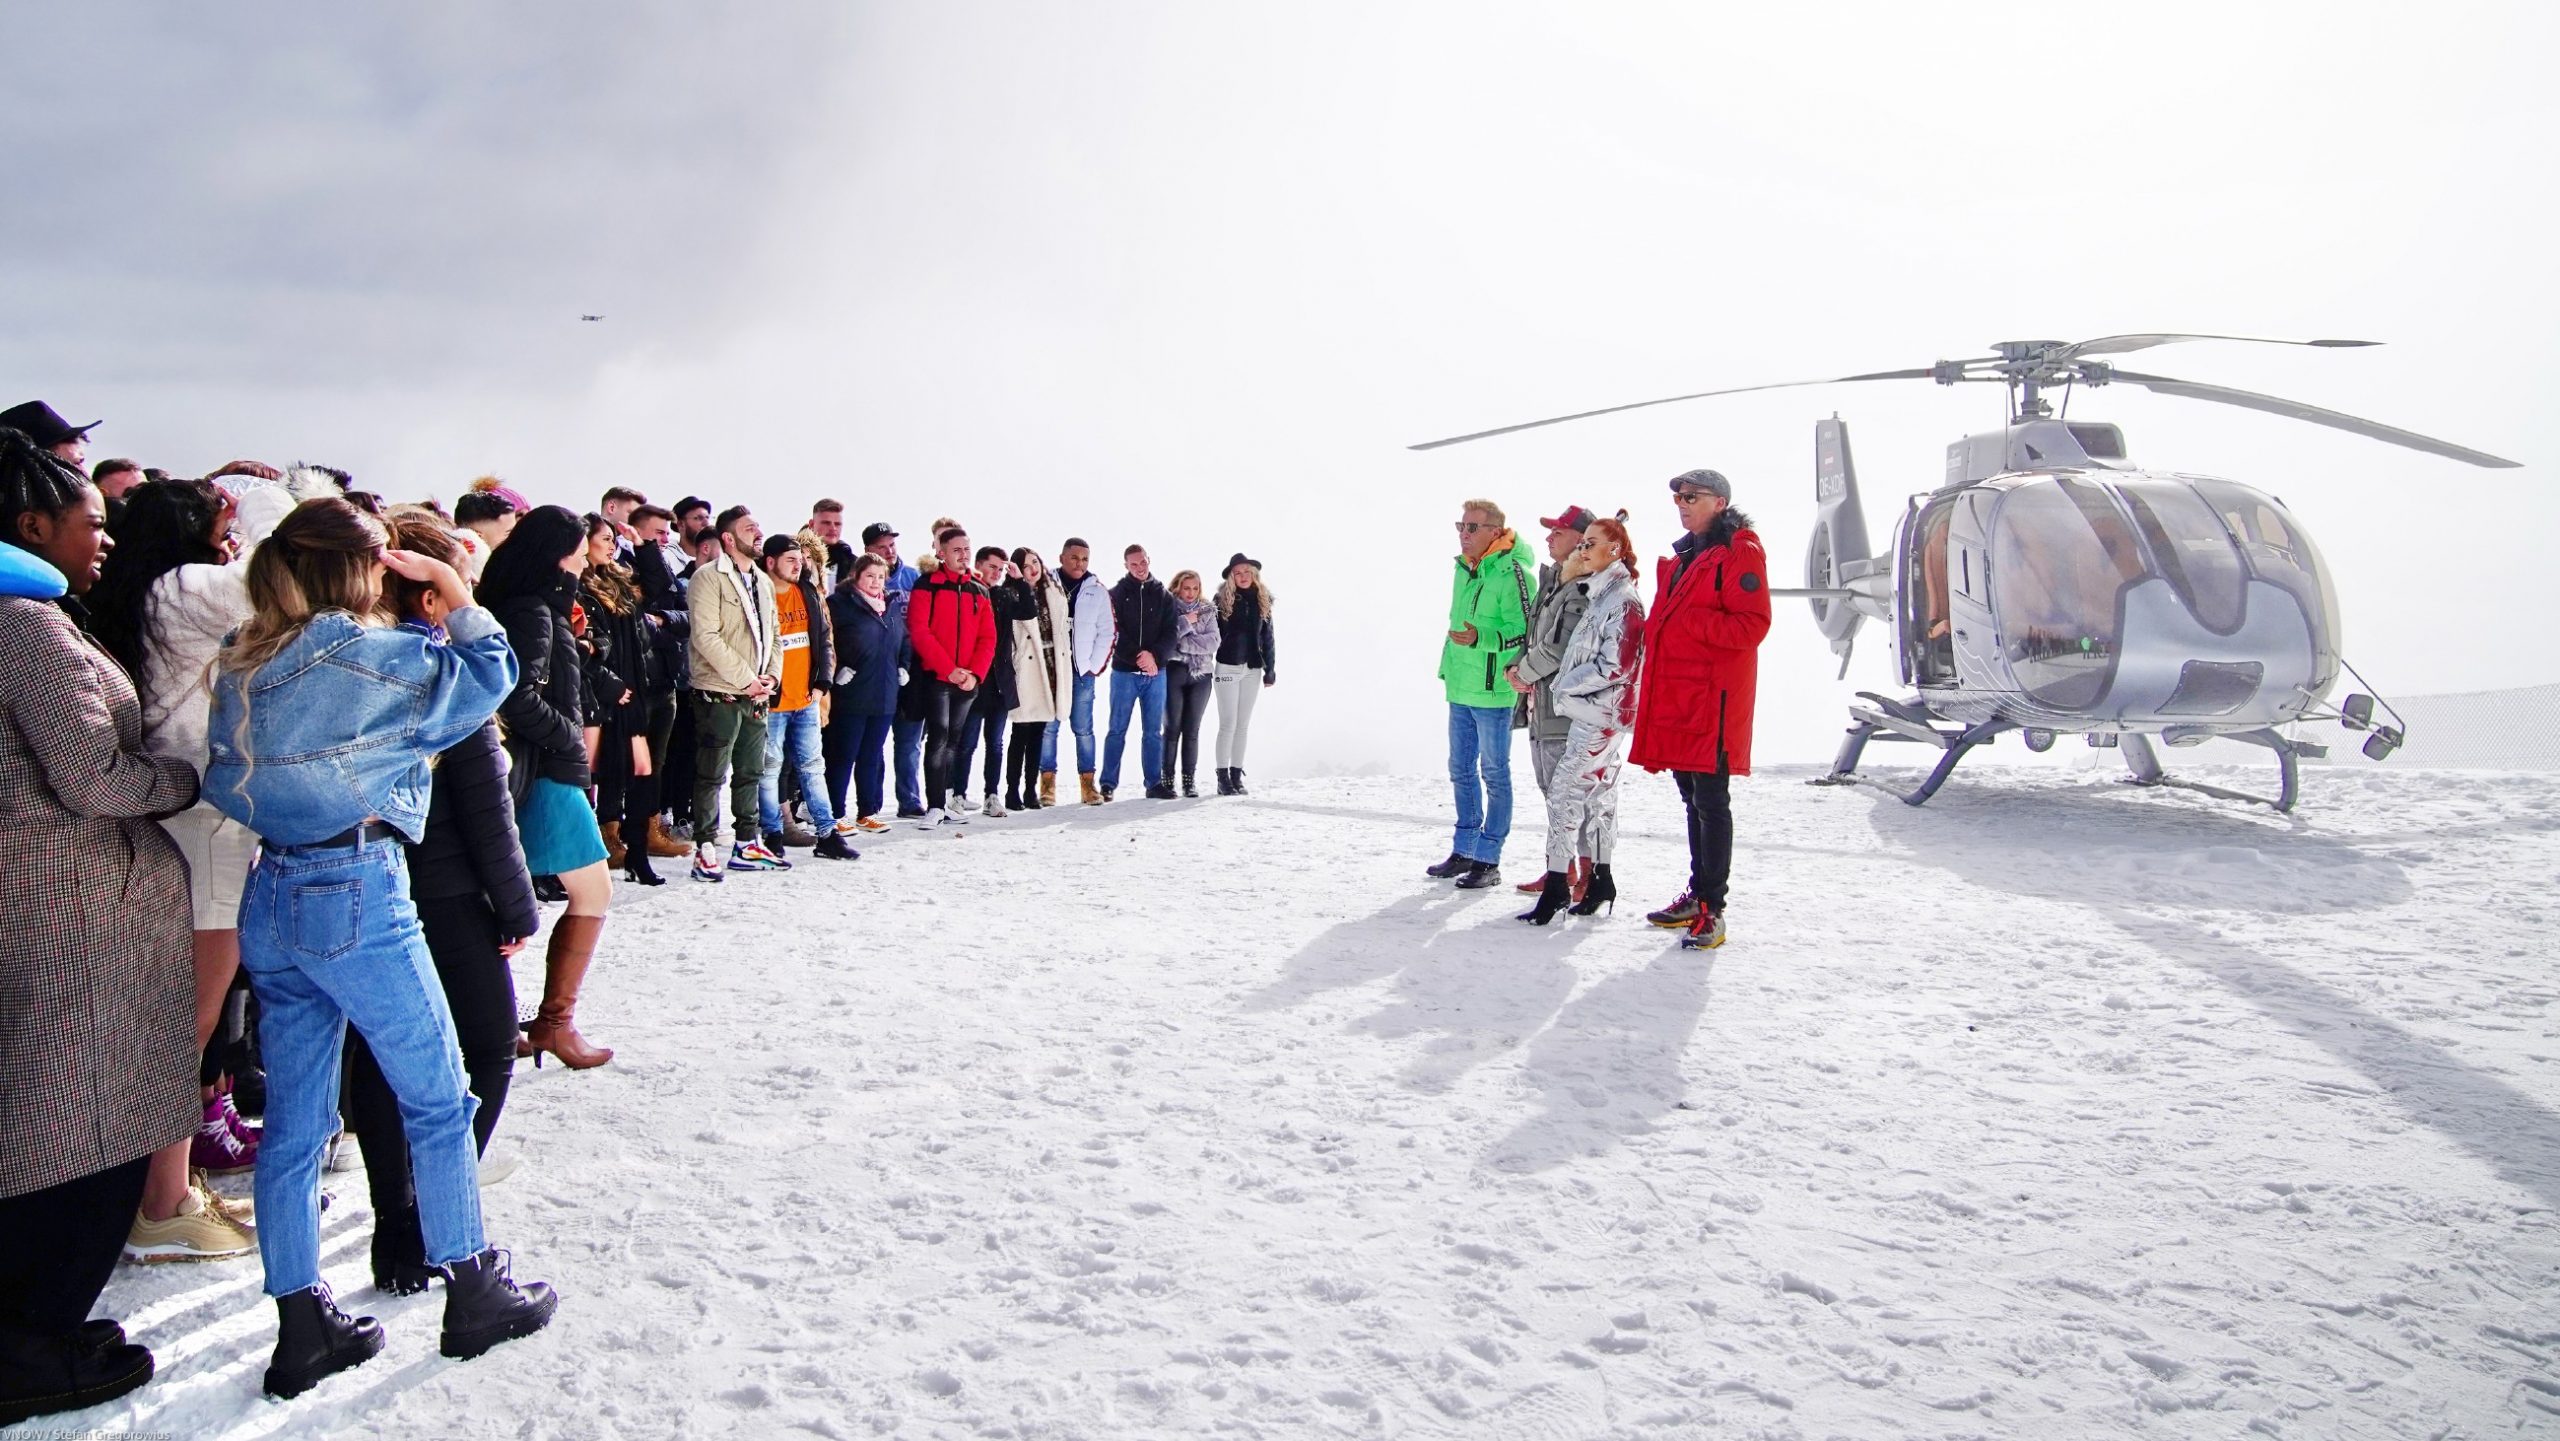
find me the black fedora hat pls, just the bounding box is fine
[0,401,98,448]
[1224,551,1263,578]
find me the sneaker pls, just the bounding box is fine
[813,833,860,861]
[1680,908,1728,950]
[476,1143,521,1189]
[1645,889,1700,929]
[125,1188,255,1263]
[729,839,792,871]
[690,846,726,883]
[833,818,863,839]
[952,793,978,814]
[982,793,1006,818]
[213,1090,259,1146]
[916,806,948,830]
[854,815,891,834]
[1099,784,1116,803]
[190,1169,256,1226]
[190,1100,257,1174]
[1453,860,1504,890]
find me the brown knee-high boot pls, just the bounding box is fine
[525,915,613,1069]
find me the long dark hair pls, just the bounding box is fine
[476,504,584,614]
[89,478,229,701]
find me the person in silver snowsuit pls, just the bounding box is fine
[1520,517,1645,924]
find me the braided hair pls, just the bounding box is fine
[0,426,92,553]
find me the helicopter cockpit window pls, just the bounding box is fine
[2191,478,2343,690]
[1990,477,2144,710]
[2112,480,2247,635]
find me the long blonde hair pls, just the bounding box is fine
[1215,564,1275,620]
[219,498,387,679]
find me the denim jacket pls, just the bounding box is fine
[204,606,518,845]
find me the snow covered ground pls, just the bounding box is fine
[55,763,2560,1438]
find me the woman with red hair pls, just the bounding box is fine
[1519,515,1645,925]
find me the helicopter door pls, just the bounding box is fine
[1902,494,1962,687]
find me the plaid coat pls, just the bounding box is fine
[0,595,201,1199]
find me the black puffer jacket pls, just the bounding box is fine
[1109,574,1176,673]
[404,718,541,940]
[982,575,1036,712]
[493,582,591,791]
[1216,585,1277,682]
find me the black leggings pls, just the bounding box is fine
[344,894,517,1270]
[593,735,661,842]
[0,1155,148,1339]
[1005,721,1045,802]
[1162,663,1212,782]
[920,681,972,810]
[1674,769,1734,912]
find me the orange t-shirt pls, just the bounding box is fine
[773,581,813,711]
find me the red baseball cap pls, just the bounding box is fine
[1538,504,1600,533]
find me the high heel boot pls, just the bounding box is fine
[1568,863,1616,916]
[622,850,664,886]
[1516,870,1571,926]
[264,1284,384,1398]
[523,916,613,1069]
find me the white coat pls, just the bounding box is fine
[1010,575,1078,724]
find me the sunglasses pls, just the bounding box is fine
[1672,489,1720,505]
[1453,521,1494,533]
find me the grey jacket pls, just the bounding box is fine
[1513,559,1591,739]
[1552,565,1646,733]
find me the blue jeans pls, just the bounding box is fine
[1102,669,1165,790]
[1447,702,1515,863]
[239,836,485,1296]
[759,704,836,836]
[893,715,925,813]
[1042,672,1099,774]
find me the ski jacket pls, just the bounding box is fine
[1109,574,1176,673]
[1550,565,1646,733]
[907,566,997,684]
[1060,568,1114,675]
[827,586,911,717]
[1440,529,1535,709]
[1513,558,1591,741]
[1629,511,1769,776]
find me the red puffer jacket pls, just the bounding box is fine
[1629,512,1772,776]
[907,568,997,684]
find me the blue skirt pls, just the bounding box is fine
[518,776,608,876]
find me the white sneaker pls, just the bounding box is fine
[953,793,978,814]
[476,1142,522,1188]
[916,807,948,830]
[325,1129,365,1174]
[983,793,1007,818]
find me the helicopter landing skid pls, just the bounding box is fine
[1812,700,2012,806]
[2118,731,2302,813]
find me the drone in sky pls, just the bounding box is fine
[1413,335,2520,812]
[579,314,605,322]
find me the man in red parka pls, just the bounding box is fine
[1628,468,1770,949]
[907,525,998,827]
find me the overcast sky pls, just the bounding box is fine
[8,2,2550,776]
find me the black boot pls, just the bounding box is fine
[1213,767,1234,796]
[440,1248,559,1360]
[532,875,568,904]
[1454,859,1504,890]
[1516,870,1571,925]
[622,849,664,886]
[1231,768,1248,796]
[371,1214,437,1296]
[1181,773,1198,798]
[1569,863,1617,916]
[0,1329,154,1426]
[1424,851,1471,879]
[264,1285,384,1399]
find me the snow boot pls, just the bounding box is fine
[1079,771,1101,806]
[523,916,612,1070]
[1516,870,1571,926]
[1214,767,1236,796]
[1231,768,1249,796]
[645,817,692,858]
[1181,773,1198,799]
[1454,860,1503,890]
[263,1284,383,1399]
[1041,771,1058,806]
[1569,863,1616,917]
[438,1248,558,1360]
[1424,851,1471,879]
[1145,781,1178,800]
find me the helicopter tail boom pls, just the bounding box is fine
[1805,417,1891,678]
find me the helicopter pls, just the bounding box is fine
[1411,335,2521,812]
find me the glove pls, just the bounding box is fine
[898,667,910,687]
[834,665,854,685]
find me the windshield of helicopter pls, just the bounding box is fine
[2112,480,2248,635]
[2190,478,2342,692]
[1991,476,2147,710]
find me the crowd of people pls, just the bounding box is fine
[1430,474,1770,947]
[0,397,1280,1423]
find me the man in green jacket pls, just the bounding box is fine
[1427,497,1536,889]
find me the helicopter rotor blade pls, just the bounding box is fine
[2061,333,2380,360]
[2106,369,2521,468]
[1407,368,1940,451]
